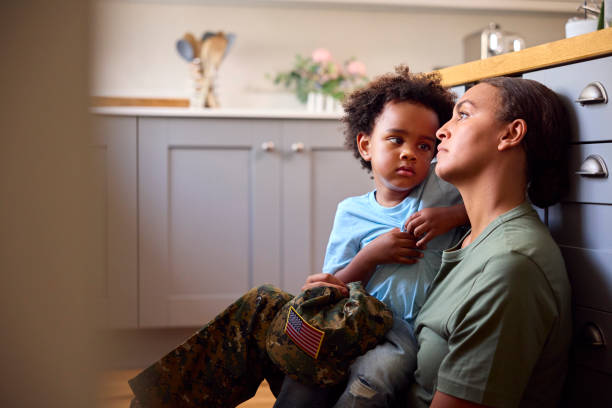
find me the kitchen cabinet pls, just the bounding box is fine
[137,116,372,327]
[92,116,138,329]
[523,54,612,407]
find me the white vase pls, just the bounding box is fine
[324,95,336,113]
[307,92,325,112]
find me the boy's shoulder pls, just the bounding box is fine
[337,190,374,210]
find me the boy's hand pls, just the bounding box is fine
[404,204,467,248]
[302,273,349,297]
[362,228,423,266]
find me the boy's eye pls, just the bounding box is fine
[388,136,402,144]
[418,143,432,151]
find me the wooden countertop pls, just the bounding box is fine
[436,28,612,87]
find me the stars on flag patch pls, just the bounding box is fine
[284,306,325,359]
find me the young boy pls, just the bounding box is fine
[128,66,467,408]
[294,66,468,407]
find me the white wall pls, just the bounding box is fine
[92,0,571,108]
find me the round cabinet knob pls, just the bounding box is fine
[291,142,305,153]
[261,141,275,152]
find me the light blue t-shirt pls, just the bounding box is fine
[322,162,464,328]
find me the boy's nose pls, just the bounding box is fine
[400,149,415,160]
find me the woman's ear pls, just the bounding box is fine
[357,132,372,161]
[498,119,527,151]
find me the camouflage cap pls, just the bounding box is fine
[266,281,393,387]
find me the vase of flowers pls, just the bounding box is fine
[271,48,368,112]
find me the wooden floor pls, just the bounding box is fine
[99,369,275,408]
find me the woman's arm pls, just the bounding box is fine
[431,391,489,408]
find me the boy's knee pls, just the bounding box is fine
[349,376,379,399]
[334,375,389,408]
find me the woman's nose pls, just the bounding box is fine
[436,124,449,140]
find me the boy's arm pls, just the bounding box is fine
[404,203,468,248]
[334,228,422,286]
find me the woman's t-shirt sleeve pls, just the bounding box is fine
[436,253,559,407]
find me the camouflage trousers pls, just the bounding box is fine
[128,285,294,408]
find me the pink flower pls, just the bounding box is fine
[346,60,367,77]
[312,48,332,63]
[327,62,341,79]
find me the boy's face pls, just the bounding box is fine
[358,101,438,205]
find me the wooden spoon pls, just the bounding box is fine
[200,32,229,107]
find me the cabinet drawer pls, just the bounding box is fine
[572,307,612,375]
[564,365,612,407]
[561,246,612,312]
[523,55,612,143]
[548,203,612,250]
[565,142,612,204]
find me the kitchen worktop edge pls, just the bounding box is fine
[91,106,343,119]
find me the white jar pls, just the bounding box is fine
[565,17,598,38]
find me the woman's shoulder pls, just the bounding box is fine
[478,213,570,307]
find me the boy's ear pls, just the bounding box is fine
[498,119,526,151]
[357,132,372,161]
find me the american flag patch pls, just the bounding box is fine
[284,306,325,359]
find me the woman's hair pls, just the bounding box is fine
[480,77,570,208]
[342,65,455,172]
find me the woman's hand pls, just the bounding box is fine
[302,273,349,297]
[404,204,468,248]
[430,391,488,408]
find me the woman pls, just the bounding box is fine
[130,77,572,407]
[305,77,572,407]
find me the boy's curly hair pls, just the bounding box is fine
[342,65,455,172]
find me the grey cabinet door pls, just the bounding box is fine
[281,120,375,294]
[92,116,138,328]
[138,117,282,327]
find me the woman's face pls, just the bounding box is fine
[434,83,509,184]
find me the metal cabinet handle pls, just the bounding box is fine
[579,322,605,348]
[261,141,275,152]
[575,81,608,105]
[291,142,305,153]
[575,154,608,177]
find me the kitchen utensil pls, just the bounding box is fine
[200,32,229,108]
[184,32,200,59]
[176,39,194,61]
[176,32,199,61]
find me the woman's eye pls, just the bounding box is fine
[458,111,469,120]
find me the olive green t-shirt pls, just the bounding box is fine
[408,202,572,407]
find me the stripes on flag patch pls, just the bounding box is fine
[284,306,325,359]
